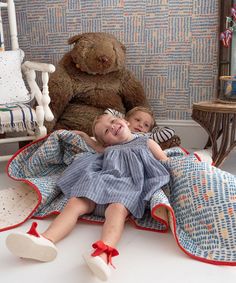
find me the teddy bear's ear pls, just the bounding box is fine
[68,34,83,45]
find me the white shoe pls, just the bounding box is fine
[83,252,111,281]
[6,223,57,262]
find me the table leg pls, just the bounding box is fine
[192,110,236,167]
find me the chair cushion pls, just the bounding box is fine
[0,50,31,105]
[0,104,37,133]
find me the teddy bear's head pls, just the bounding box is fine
[68,32,126,75]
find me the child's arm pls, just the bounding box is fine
[73,130,105,153]
[147,139,168,161]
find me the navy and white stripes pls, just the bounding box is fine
[0,103,37,133]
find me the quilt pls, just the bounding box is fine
[1,130,236,266]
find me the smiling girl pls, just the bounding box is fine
[6,114,169,281]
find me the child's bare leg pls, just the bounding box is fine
[6,197,95,262]
[83,203,129,280]
[42,197,95,243]
[99,203,129,262]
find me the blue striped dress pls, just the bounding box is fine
[57,136,170,219]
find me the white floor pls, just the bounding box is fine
[0,151,236,283]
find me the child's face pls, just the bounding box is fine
[127,111,153,133]
[94,115,132,146]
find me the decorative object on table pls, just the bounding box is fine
[220,4,236,48]
[218,75,236,103]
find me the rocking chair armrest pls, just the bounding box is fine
[0,3,8,8]
[21,60,55,122]
[22,61,55,73]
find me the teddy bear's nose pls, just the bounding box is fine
[98,55,109,63]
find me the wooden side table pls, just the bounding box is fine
[192,101,236,167]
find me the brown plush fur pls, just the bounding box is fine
[46,32,149,136]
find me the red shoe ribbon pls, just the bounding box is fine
[27,222,40,237]
[91,240,119,268]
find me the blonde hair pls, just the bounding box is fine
[92,114,109,145]
[125,106,156,129]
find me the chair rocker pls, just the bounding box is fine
[0,0,55,161]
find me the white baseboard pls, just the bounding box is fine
[0,120,232,154]
[157,119,209,150]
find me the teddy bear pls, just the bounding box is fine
[46,32,181,149]
[46,32,148,136]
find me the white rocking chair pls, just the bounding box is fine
[0,0,55,161]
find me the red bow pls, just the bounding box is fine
[27,222,40,237]
[91,241,119,268]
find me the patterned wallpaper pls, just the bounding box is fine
[2,0,220,121]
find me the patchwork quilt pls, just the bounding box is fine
[1,130,236,266]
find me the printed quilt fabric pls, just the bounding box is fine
[5,130,236,266]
